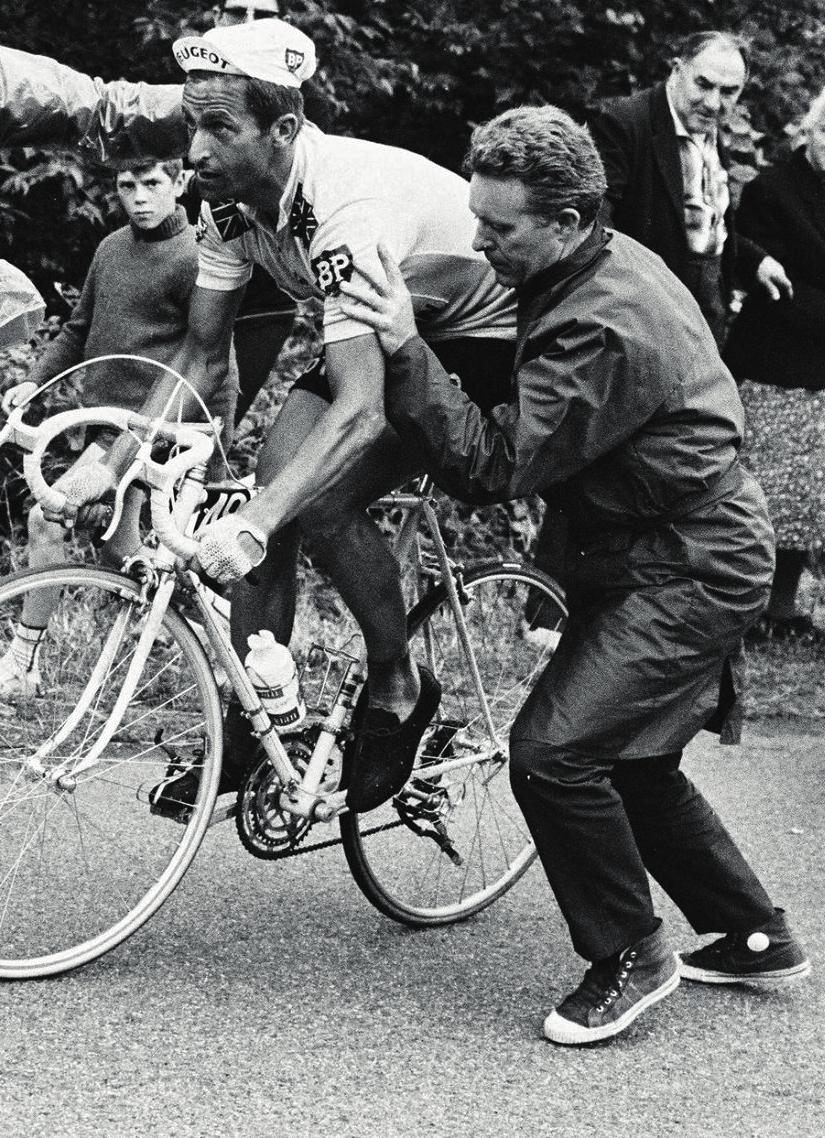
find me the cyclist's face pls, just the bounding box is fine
[469,174,566,288]
[668,43,745,135]
[182,74,281,203]
[116,165,181,229]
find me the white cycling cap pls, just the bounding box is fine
[173,17,315,88]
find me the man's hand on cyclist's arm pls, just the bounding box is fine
[338,243,418,357]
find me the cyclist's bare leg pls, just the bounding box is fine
[230,387,422,716]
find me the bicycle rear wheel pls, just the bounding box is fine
[0,566,223,979]
[340,562,566,926]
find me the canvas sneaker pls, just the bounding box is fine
[544,923,680,1046]
[678,909,811,986]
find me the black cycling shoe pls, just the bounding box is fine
[149,701,258,818]
[345,666,442,813]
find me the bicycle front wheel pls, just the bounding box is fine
[0,566,223,979]
[340,562,566,926]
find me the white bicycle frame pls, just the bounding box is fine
[1,401,509,824]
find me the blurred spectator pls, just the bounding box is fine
[724,87,825,641]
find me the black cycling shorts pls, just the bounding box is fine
[291,336,516,415]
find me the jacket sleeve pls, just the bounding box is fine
[735,174,825,337]
[384,326,665,505]
[26,256,97,387]
[0,45,185,159]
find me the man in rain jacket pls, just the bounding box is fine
[338,104,811,1047]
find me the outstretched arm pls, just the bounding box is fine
[0,45,184,158]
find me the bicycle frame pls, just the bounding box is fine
[4,403,508,824]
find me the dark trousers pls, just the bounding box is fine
[509,743,775,962]
[683,252,727,348]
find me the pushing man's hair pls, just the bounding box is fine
[465,105,607,227]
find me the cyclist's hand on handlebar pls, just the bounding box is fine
[195,514,268,584]
[2,381,37,415]
[43,460,117,525]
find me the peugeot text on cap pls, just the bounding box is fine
[173,17,316,88]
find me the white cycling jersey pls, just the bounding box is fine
[195,121,517,345]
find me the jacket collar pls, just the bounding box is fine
[518,224,611,309]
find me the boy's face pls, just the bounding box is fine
[116,165,182,230]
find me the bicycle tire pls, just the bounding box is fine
[340,562,567,927]
[0,565,223,979]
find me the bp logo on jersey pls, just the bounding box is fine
[311,246,354,296]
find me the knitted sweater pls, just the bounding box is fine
[29,205,236,424]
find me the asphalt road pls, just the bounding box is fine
[2,722,823,1138]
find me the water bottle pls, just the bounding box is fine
[244,630,306,731]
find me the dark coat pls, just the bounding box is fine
[723,149,825,388]
[385,227,775,756]
[589,82,765,299]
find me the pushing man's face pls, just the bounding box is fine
[667,42,746,135]
[182,74,279,203]
[469,175,569,289]
[116,164,182,229]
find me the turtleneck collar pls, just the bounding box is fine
[130,204,188,243]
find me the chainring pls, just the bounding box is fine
[234,731,316,860]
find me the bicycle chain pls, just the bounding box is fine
[255,817,404,860]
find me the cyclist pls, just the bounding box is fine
[25,18,518,812]
[0,156,236,697]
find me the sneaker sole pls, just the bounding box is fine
[543,962,680,1046]
[677,956,812,986]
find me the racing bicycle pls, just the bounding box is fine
[0,398,567,979]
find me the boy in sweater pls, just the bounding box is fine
[0,156,236,696]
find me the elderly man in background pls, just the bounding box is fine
[337,104,810,1046]
[589,30,791,347]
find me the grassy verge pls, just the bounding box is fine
[744,633,825,722]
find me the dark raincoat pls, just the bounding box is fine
[385,227,775,755]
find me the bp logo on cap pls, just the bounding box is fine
[285,49,305,73]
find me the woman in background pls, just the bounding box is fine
[725,88,825,641]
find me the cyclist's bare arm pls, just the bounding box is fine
[238,332,387,538]
[103,284,243,478]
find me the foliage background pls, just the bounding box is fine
[1,0,825,298]
[2,2,825,714]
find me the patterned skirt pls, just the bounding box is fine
[738,380,825,551]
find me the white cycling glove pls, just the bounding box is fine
[44,460,117,523]
[196,514,268,584]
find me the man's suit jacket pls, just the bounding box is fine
[589,81,764,300]
[723,148,825,388]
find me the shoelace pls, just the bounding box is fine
[594,952,636,1012]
